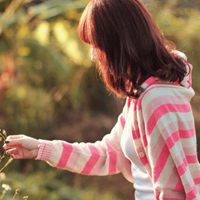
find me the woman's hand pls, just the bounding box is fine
[3,135,40,159]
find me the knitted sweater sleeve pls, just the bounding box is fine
[35,100,134,183]
[139,85,200,199]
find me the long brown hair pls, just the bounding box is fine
[79,0,187,98]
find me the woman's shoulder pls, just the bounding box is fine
[140,83,182,100]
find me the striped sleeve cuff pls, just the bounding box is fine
[35,139,54,161]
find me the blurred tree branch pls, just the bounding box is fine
[0,0,25,35]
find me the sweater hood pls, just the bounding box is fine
[141,51,192,91]
[177,51,192,89]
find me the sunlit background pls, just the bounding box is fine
[0,0,200,199]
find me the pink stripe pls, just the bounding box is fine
[194,177,200,185]
[120,115,125,129]
[142,134,147,148]
[40,142,46,159]
[179,128,195,139]
[127,98,131,108]
[144,76,157,85]
[133,101,137,111]
[177,158,187,176]
[146,103,191,136]
[139,155,149,166]
[186,155,198,164]
[166,128,195,150]
[153,144,170,183]
[56,142,73,168]
[163,120,195,149]
[106,142,117,174]
[132,129,140,139]
[152,134,166,162]
[81,145,100,175]
[165,167,182,191]
[166,131,180,149]
[175,177,184,192]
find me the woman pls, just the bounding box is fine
[3,0,200,199]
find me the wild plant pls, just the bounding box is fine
[0,129,28,200]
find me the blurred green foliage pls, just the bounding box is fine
[3,170,121,200]
[0,0,200,199]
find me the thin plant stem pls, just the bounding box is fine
[0,190,6,200]
[0,129,7,164]
[12,189,20,200]
[0,133,6,141]
[0,0,25,35]
[0,151,6,163]
[0,156,13,173]
[0,130,7,141]
[2,130,7,140]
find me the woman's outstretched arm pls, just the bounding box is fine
[3,100,134,183]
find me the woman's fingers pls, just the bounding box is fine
[7,148,38,159]
[3,139,23,150]
[6,148,18,155]
[6,146,25,159]
[6,135,25,140]
[5,148,24,159]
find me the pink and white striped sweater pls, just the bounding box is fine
[36,59,200,199]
